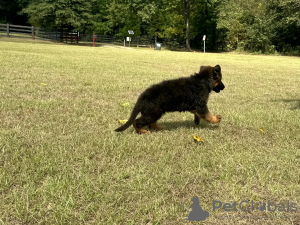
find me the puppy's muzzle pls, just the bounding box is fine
[213,82,225,93]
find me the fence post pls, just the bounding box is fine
[7,23,9,37]
[31,26,34,39]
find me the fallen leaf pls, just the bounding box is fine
[122,102,130,107]
[193,135,204,143]
[119,119,128,124]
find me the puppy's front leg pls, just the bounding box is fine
[203,112,221,124]
[190,110,201,125]
[195,106,221,124]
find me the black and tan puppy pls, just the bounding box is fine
[115,65,225,133]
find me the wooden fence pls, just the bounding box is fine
[79,34,185,49]
[0,23,186,49]
[79,34,158,48]
[0,24,79,44]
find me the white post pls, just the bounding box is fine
[203,35,206,53]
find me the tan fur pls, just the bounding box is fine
[192,111,221,124]
[133,121,150,134]
[150,122,166,130]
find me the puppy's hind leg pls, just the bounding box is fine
[149,121,166,130]
[133,120,150,134]
[134,112,163,134]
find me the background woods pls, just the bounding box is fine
[0,0,299,54]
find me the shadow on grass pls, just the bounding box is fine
[279,99,300,110]
[160,120,220,131]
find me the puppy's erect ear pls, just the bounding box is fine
[214,65,221,72]
[200,66,206,72]
[213,65,221,79]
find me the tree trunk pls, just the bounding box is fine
[185,0,191,51]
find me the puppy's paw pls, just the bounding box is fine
[210,115,221,124]
[194,116,200,125]
[192,112,201,125]
[138,130,151,134]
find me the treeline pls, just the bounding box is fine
[1,0,299,54]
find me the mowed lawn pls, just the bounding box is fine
[0,38,299,224]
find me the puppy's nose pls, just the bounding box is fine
[220,82,225,90]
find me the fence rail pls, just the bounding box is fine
[79,33,186,49]
[0,23,79,44]
[0,23,187,49]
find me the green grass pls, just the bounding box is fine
[0,37,299,224]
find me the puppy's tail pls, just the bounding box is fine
[115,104,140,132]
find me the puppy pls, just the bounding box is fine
[115,65,225,133]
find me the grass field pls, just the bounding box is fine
[0,37,299,224]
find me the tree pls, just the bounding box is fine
[164,0,195,51]
[0,0,30,24]
[92,0,112,34]
[105,0,141,36]
[182,0,194,51]
[267,0,300,53]
[22,0,96,31]
[105,0,165,37]
[192,0,221,51]
[217,0,275,53]
[162,0,221,51]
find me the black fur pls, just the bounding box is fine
[115,65,225,132]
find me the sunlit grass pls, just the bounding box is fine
[0,38,299,224]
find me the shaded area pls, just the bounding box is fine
[156,120,220,131]
[279,99,300,110]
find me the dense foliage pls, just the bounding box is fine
[1,0,299,54]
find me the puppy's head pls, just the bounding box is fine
[200,65,225,93]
